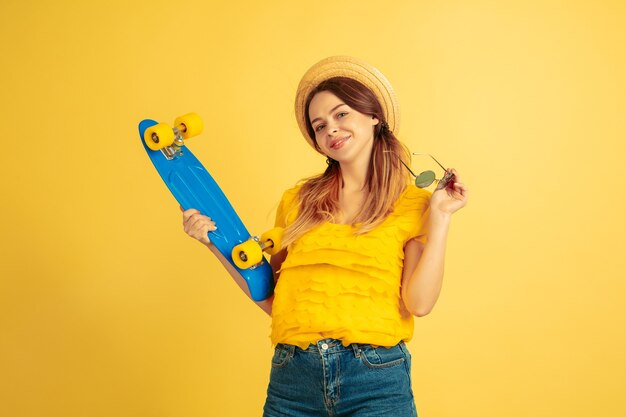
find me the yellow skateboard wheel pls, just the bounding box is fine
[261,227,284,255]
[144,123,175,150]
[232,239,263,269]
[174,112,204,139]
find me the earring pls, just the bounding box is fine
[326,157,337,165]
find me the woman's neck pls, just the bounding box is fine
[339,156,370,192]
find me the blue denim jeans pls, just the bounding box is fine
[263,338,418,417]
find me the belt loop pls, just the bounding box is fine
[351,343,361,358]
[398,341,408,357]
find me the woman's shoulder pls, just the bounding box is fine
[394,184,432,213]
[400,183,432,201]
[280,180,306,203]
[275,181,307,227]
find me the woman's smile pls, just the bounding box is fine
[330,135,351,150]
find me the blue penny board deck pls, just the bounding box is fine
[139,119,273,301]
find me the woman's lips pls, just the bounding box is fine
[330,135,350,150]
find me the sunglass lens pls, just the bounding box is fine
[415,170,436,188]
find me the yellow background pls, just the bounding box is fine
[1,0,625,416]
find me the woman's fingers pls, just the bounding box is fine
[188,213,209,230]
[454,182,467,196]
[448,168,461,183]
[451,178,468,201]
[195,216,216,233]
[186,214,203,233]
[441,168,469,201]
[184,210,216,231]
[180,208,216,246]
[448,169,465,190]
[184,211,216,234]
[183,208,200,223]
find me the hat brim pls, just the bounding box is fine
[294,55,400,152]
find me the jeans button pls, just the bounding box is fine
[321,343,329,350]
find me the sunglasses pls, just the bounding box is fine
[400,153,456,190]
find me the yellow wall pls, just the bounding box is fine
[1,0,625,416]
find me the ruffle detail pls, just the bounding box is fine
[270,184,431,348]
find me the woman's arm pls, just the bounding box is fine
[181,207,286,317]
[202,243,273,316]
[264,248,288,316]
[401,212,451,316]
[401,168,468,317]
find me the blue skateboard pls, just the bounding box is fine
[139,113,280,301]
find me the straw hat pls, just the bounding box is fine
[294,55,400,152]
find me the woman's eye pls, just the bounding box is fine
[315,124,325,132]
[337,112,347,118]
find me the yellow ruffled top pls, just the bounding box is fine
[270,182,432,350]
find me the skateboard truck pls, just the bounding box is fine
[143,113,204,160]
[232,227,284,270]
[156,129,185,160]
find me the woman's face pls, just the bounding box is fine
[308,91,379,165]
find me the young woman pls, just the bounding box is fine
[181,56,468,417]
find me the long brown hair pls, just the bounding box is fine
[281,76,412,248]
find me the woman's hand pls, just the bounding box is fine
[429,168,469,216]
[180,205,217,247]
